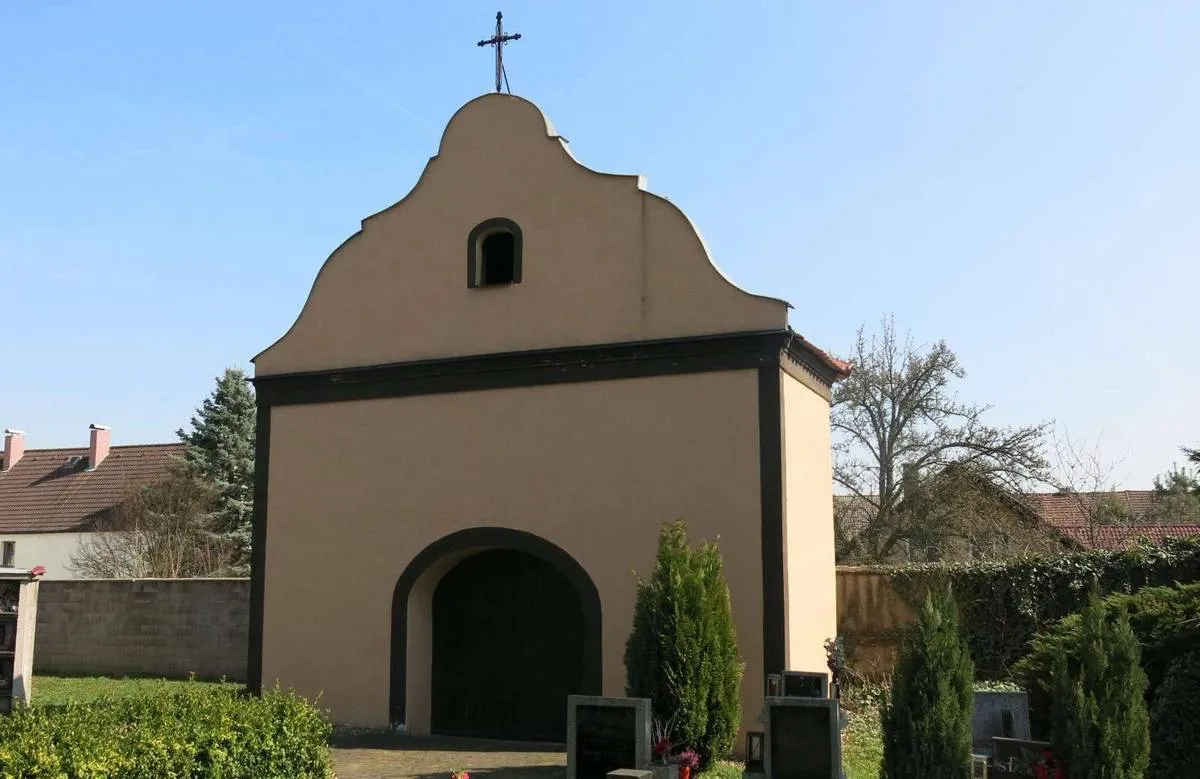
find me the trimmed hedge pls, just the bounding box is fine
[1012,581,1200,739]
[0,682,333,778]
[876,536,1200,678]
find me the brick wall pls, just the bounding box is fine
[33,579,249,681]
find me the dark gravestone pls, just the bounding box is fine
[971,691,1031,756]
[567,696,651,779]
[782,671,830,699]
[765,697,842,779]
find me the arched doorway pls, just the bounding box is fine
[390,527,602,741]
[431,549,584,740]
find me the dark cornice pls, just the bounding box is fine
[253,329,809,407]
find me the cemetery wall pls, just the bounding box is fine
[835,567,913,676]
[32,579,249,680]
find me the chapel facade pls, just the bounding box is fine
[250,93,847,745]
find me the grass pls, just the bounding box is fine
[32,674,242,707]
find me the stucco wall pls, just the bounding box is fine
[780,370,838,674]
[261,369,766,729]
[254,93,787,375]
[33,579,249,681]
[0,532,115,580]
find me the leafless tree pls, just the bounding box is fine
[832,317,1052,563]
[1047,432,1145,547]
[70,469,235,578]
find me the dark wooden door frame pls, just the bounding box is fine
[389,527,603,729]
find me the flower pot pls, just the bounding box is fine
[679,767,691,779]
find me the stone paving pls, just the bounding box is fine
[331,734,567,779]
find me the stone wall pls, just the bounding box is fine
[33,579,249,681]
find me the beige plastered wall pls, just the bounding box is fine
[253,93,786,376]
[780,369,838,674]
[261,370,767,733]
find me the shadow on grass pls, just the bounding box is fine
[407,769,564,779]
[330,730,565,755]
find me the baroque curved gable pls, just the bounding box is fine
[254,93,789,376]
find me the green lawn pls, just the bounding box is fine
[32,674,242,707]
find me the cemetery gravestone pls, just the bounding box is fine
[567,695,651,779]
[782,671,829,699]
[764,696,842,779]
[971,691,1031,756]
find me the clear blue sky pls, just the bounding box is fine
[2,1,1197,487]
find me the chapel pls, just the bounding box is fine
[250,90,848,745]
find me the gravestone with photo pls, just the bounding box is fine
[567,695,651,779]
[764,696,842,779]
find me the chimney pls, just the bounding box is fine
[88,424,111,470]
[1,430,25,472]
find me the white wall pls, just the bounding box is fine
[0,533,97,579]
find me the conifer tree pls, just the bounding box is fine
[624,521,743,767]
[1050,593,1150,779]
[882,586,974,779]
[176,368,256,574]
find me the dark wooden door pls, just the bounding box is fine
[431,549,584,741]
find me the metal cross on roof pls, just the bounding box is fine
[477,11,521,93]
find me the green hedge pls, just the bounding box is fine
[1012,582,1200,742]
[0,683,333,778]
[875,536,1200,678]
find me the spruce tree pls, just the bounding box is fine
[1050,593,1150,779]
[624,521,743,767]
[882,586,974,779]
[176,368,256,575]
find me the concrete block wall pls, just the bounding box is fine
[33,579,249,681]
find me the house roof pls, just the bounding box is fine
[1054,524,1200,549]
[1026,490,1200,549]
[0,443,185,533]
[1026,491,1159,527]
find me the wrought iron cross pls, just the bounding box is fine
[477,11,521,93]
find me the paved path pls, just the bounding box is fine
[331,734,567,779]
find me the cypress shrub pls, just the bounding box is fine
[624,520,743,767]
[1049,593,1150,779]
[881,586,973,779]
[1013,581,1200,737]
[1147,650,1200,778]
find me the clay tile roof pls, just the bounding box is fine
[0,443,185,533]
[1053,524,1200,550]
[1026,491,1159,527]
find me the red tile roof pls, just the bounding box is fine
[1054,524,1200,550]
[1027,491,1200,549]
[1026,491,1159,527]
[0,444,184,533]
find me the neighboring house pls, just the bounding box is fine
[0,426,184,578]
[835,483,1200,563]
[1026,491,1200,550]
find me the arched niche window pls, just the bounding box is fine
[467,218,523,288]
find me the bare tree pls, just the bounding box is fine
[1047,432,1145,547]
[832,317,1052,563]
[70,469,235,578]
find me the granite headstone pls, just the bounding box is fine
[764,696,842,779]
[971,691,1031,756]
[567,696,651,779]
